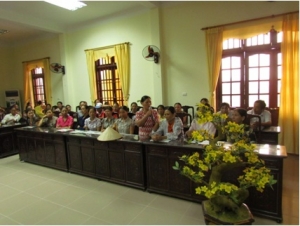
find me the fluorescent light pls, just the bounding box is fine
[44,0,86,11]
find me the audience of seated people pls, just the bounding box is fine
[247,100,272,130]
[0,96,272,143]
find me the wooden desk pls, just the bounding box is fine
[14,127,287,222]
[260,126,280,144]
[0,123,26,158]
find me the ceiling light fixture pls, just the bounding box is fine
[0,29,8,35]
[44,0,86,11]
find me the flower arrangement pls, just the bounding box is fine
[173,103,277,214]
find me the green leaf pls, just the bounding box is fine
[172,166,179,170]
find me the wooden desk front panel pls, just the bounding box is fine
[0,124,24,158]
[16,130,67,171]
[145,143,204,202]
[66,136,145,189]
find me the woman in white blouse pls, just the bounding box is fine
[113,106,134,134]
[151,106,183,141]
[84,107,101,131]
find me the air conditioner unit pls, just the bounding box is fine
[5,90,22,110]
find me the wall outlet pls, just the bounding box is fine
[182,92,187,96]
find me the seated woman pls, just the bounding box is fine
[38,109,57,128]
[56,107,74,129]
[77,104,89,130]
[174,102,187,125]
[130,102,139,114]
[1,106,21,125]
[113,106,134,134]
[25,109,40,126]
[101,106,116,132]
[112,102,120,119]
[231,108,256,142]
[151,106,183,141]
[185,117,216,139]
[157,104,166,125]
[217,102,233,121]
[84,107,101,131]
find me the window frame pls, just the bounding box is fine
[216,30,281,109]
[31,68,46,105]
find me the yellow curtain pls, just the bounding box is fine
[278,13,299,154]
[205,27,224,110]
[43,58,52,105]
[23,59,51,107]
[114,43,130,106]
[23,63,34,108]
[85,50,98,104]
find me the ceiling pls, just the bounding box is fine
[0,1,171,46]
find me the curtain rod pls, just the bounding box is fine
[22,57,50,63]
[85,42,130,52]
[201,11,299,31]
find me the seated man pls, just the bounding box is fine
[1,106,21,125]
[37,109,57,128]
[247,100,272,130]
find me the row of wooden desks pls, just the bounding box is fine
[14,126,287,223]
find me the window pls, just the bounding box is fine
[95,56,124,105]
[31,67,46,105]
[216,29,282,109]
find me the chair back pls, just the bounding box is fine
[176,112,193,125]
[128,112,135,119]
[245,114,262,143]
[182,105,195,119]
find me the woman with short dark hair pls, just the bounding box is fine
[151,106,183,141]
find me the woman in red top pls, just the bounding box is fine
[56,107,74,129]
[135,95,159,139]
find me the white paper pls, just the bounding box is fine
[150,139,171,143]
[197,140,210,145]
[57,129,73,132]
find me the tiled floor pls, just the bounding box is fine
[0,154,298,225]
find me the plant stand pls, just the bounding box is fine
[202,200,254,225]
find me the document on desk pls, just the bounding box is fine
[85,131,101,135]
[150,139,171,143]
[57,129,73,132]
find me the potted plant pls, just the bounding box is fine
[173,103,277,223]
